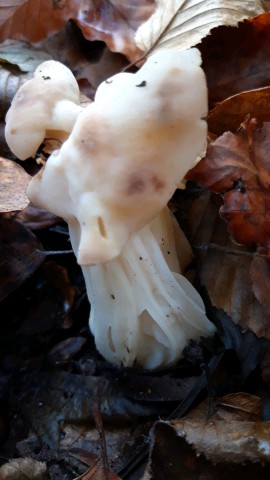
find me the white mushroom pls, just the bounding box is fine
[5,49,216,369]
[69,208,215,369]
[5,60,83,160]
[27,48,208,265]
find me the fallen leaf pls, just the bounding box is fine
[135,0,264,54]
[0,157,30,212]
[143,421,266,480]
[0,39,52,72]
[17,370,170,448]
[0,457,47,479]
[200,12,270,108]
[187,118,270,252]
[0,66,32,122]
[3,202,62,230]
[0,0,28,28]
[74,0,155,62]
[0,217,45,301]
[0,0,154,62]
[182,190,270,337]
[172,392,270,464]
[48,337,87,363]
[250,256,270,311]
[208,87,270,136]
[0,0,80,44]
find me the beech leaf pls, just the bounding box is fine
[135,0,265,54]
[183,191,270,338]
[208,87,270,136]
[0,0,28,28]
[172,392,270,464]
[187,117,270,252]
[0,157,30,212]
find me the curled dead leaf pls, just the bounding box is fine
[201,12,270,108]
[0,217,45,301]
[171,392,270,464]
[135,0,264,55]
[183,191,270,337]
[187,118,270,252]
[208,87,270,136]
[0,0,154,62]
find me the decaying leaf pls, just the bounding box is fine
[0,217,45,301]
[0,0,28,28]
[0,66,32,122]
[0,0,80,44]
[182,190,270,337]
[142,392,269,480]
[200,12,270,108]
[172,392,270,464]
[17,370,170,447]
[0,457,47,479]
[142,420,266,480]
[0,0,154,62]
[0,157,30,212]
[208,87,270,136]
[74,0,155,62]
[3,202,62,230]
[187,117,270,252]
[0,39,52,72]
[135,0,264,54]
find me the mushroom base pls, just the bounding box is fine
[69,208,216,370]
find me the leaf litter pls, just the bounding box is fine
[2,1,270,480]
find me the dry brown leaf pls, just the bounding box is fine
[0,0,154,62]
[135,0,264,54]
[185,191,270,337]
[143,418,266,480]
[2,202,62,230]
[201,12,270,108]
[74,0,155,62]
[250,256,270,311]
[0,157,30,212]
[186,392,262,422]
[0,0,80,44]
[208,87,270,136]
[0,217,45,301]
[187,118,270,252]
[0,0,28,28]
[172,392,270,464]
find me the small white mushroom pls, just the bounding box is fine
[5,60,83,160]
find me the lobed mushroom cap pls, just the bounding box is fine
[5,60,82,160]
[27,48,208,265]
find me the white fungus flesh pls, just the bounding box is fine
[5,49,216,369]
[27,48,208,265]
[69,207,215,369]
[5,60,83,160]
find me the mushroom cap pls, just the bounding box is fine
[27,48,208,264]
[5,60,82,160]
